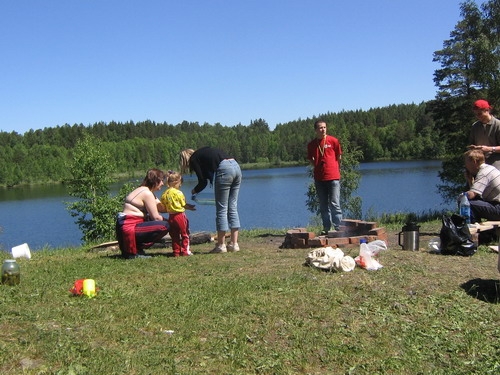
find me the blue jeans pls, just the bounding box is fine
[214,159,242,231]
[315,179,342,231]
[470,199,500,222]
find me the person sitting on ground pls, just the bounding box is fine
[462,149,500,223]
[116,168,169,259]
[160,171,196,257]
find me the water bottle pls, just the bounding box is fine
[358,239,370,267]
[459,192,471,224]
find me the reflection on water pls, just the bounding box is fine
[357,160,448,214]
[359,160,442,175]
[0,161,452,251]
[0,184,69,201]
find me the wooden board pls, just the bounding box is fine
[468,224,494,234]
[90,231,214,250]
[91,241,119,249]
[481,221,500,226]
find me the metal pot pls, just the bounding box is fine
[398,222,420,251]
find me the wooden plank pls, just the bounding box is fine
[481,221,500,226]
[468,225,494,234]
[91,241,119,249]
[90,231,214,250]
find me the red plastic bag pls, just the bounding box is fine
[69,279,85,296]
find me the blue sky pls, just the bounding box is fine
[0,0,468,133]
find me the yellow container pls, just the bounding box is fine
[82,279,96,297]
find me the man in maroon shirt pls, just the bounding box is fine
[307,119,343,234]
[468,99,500,170]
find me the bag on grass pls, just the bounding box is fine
[305,247,355,272]
[439,214,476,256]
[354,240,387,270]
[69,279,85,296]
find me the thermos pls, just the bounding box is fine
[398,222,420,251]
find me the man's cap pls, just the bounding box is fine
[473,99,492,110]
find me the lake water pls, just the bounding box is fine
[0,160,453,251]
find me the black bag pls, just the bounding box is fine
[439,214,477,256]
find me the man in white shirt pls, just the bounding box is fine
[463,149,500,222]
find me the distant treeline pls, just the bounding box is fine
[0,102,445,186]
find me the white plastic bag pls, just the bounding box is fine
[339,255,356,272]
[428,237,441,253]
[365,240,387,256]
[354,240,387,271]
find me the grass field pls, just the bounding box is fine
[1,227,499,374]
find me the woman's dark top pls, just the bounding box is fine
[190,146,230,193]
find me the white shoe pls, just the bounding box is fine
[210,244,227,253]
[227,243,240,252]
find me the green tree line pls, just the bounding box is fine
[4,0,498,244]
[3,0,499,208]
[0,102,444,187]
